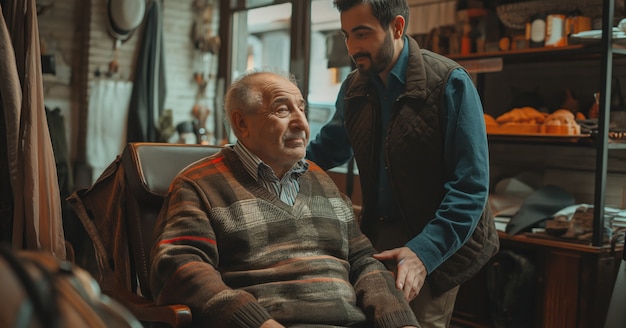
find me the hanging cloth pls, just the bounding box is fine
[86,79,133,182]
[0,3,21,241]
[0,0,65,259]
[126,0,166,142]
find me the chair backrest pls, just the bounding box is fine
[120,142,222,299]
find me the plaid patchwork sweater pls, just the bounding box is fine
[150,147,418,328]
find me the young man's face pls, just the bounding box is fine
[340,3,395,76]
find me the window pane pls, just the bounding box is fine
[308,0,351,141]
[246,0,276,8]
[230,0,279,9]
[228,2,292,142]
[231,3,292,82]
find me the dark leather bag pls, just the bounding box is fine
[0,246,142,328]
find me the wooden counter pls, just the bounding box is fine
[452,231,624,328]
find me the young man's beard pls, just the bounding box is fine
[354,31,394,76]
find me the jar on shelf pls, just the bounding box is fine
[545,13,567,47]
[529,13,546,48]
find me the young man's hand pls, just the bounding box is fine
[374,247,426,301]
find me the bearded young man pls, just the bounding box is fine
[306,1,499,326]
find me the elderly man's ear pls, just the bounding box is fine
[231,110,250,138]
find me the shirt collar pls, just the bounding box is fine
[372,35,409,89]
[233,141,308,182]
[390,36,409,85]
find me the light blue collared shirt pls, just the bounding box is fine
[234,141,308,206]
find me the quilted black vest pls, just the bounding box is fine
[342,37,499,296]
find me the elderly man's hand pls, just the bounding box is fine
[373,247,426,301]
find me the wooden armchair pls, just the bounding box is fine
[116,142,222,327]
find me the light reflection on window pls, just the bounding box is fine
[308,0,352,142]
[231,3,292,82]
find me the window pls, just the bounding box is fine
[308,0,351,140]
[230,3,292,81]
[220,0,351,142]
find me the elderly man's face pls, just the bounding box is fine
[239,74,309,177]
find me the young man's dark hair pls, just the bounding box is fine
[334,0,410,33]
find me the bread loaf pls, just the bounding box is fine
[496,106,547,124]
[541,109,581,135]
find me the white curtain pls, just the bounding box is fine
[86,79,133,182]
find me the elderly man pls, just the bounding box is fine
[150,70,419,328]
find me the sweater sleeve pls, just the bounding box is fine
[150,176,272,327]
[345,198,420,328]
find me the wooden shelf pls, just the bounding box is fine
[449,44,597,62]
[487,133,626,149]
[449,42,626,66]
[498,231,622,254]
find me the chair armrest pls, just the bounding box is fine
[108,289,192,327]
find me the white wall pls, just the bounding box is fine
[38,0,220,181]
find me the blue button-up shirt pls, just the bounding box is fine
[306,37,488,274]
[372,40,409,220]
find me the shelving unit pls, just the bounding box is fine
[594,0,621,247]
[452,44,597,62]
[450,1,625,327]
[450,0,625,247]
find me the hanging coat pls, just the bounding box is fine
[0,0,66,259]
[126,0,166,142]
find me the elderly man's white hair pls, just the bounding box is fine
[224,67,299,119]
